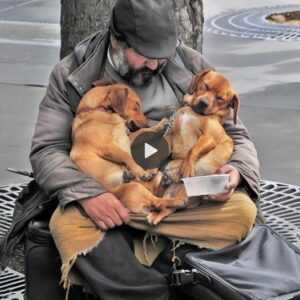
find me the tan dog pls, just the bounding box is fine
[164,69,239,181]
[70,83,185,225]
[146,70,240,223]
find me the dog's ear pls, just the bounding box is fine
[188,69,212,94]
[230,94,240,125]
[93,77,115,87]
[107,87,129,116]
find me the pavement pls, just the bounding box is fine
[0,0,299,186]
[202,0,300,186]
[0,0,60,185]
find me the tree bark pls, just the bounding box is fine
[173,0,203,52]
[60,0,116,59]
[60,0,203,59]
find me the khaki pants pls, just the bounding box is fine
[50,190,257,299]
[131,190,257,264]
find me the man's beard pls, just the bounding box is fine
[110,44,166,87]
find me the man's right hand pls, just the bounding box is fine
[78,193,130,231]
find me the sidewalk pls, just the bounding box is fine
[0,0,60,185]
[203,0,300,18]
[202,0,300,185]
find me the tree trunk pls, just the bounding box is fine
[60,0,203,59]
[173,0,203,52]
[60,0,116,59]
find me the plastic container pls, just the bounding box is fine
[182,174,230,196]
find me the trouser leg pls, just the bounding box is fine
[51,191,256,300]
[131,190,257,250]
[73,226,170,300]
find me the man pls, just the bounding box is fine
[30,0,259,299]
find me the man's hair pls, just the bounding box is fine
[109,32,131,78]
[110,32,129,49]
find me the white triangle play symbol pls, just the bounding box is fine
[144,143,158,159]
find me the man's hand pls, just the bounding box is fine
[203,165,241,202]
[78,193,130,231]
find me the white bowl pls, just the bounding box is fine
[182,174,230,197]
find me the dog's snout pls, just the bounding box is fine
[198,99,209,109]
[128,120,148,132]
[192,98,209,114]
[128,121,140,132]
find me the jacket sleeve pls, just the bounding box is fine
[223,114,260,200]
[30,56,106,208]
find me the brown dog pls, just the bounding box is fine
[163,69,239,181]
[70,83,185,225]
[146,70,240,223]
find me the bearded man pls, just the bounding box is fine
[29,0,259,299]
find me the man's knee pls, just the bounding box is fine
[229,191,257,236]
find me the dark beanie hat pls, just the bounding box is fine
[109,0,177,59]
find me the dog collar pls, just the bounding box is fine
[77,105,114,115]
[163,111,178,137]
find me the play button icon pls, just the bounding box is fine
[145,143,158,158]
[131,131,170,169]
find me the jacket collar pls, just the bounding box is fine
[67,32,193,100]
[67,31,111,97]
[162,51,194,101]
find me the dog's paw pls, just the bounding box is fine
[164,168,181,183]
[141,172,155,181]
[123,170,136,183]
[162,170,173,186]
[147,208,175,225]
[133,167,155,182]
[180,196,189,208]
[152,118,169,135]
[147,212,163,226]
[146,213,157,226]
[180,161,195,178]
[165,196,188,208]
[160,119,170,133]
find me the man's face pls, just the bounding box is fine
[111,40,167,87]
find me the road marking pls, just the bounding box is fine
[0,38,60,47]
[0,0,42,13]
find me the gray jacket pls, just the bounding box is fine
[30,31,260,208]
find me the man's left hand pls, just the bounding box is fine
[204,165,241,202]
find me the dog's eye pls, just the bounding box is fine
[216,97,224,103]
[202,83,209,91]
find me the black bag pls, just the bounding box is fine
[0,180,56,269]
[179,225,300,300]
[25,219,65,300]
[24,218,104,300]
